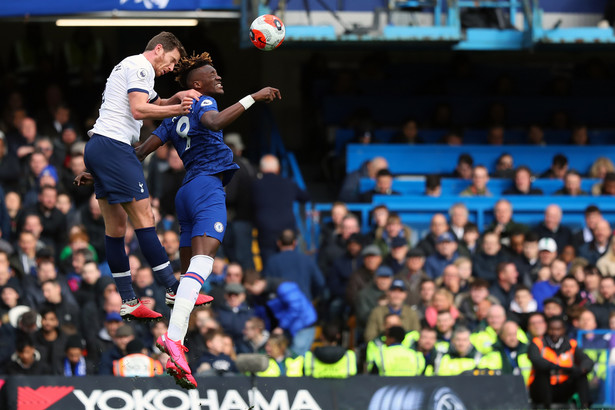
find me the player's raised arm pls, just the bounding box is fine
[129,92,193,120]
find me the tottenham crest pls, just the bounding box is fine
[214,222,224,233]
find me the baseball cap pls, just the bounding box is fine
[390,237,408,248]
[105,312,122,322]
[225,283,246,294]
[115,325,134,338]
[390,279,406,291]
[538,237,557,253]
[362,244,382,257]
[437,232,455,243]
[375,266,394,277]
[407,247,425,258]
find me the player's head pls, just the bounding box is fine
[174,52,220,96]
[144,32,186,77]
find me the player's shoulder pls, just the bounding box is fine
[198,95,217,108]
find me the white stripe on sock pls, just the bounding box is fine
[152,261,170,271]
[112,270,131,278]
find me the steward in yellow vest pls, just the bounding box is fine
[478,321,532,385]
[304,322,357,378]
[368,326,425,376]
[470,305,528,355]
[435,327,481,376]
[256,334,303,377]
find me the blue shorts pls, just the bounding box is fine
[83,134,149,204]
[175,175,227,247]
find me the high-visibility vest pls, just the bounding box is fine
[257,356,304,377]
[401,330,420,349]
[528,337,576,386]
[471,327,529,355]
[582,348,607,382]
[435,351,482,376]
[478,350,532,385]
[304,350,357,378]
[113,354,163,377]
[369,344,425,376]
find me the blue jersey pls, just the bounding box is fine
[153,96,239,186]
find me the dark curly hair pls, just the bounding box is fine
[174,52,214,89]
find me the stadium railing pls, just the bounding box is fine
[576,329,615,406]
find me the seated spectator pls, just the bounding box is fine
[304,322,357,378]
[451,153,474,180]
[424,288,460,329]
[533,204,572,252]
[383,237,409,274]
[478,321,531,385]
[438,264,463,300]
[359,169,400,203]
[112,339,163,377]
[413,279,436,322]
[434,310,456,353]
[489,262,519,307]
[392,118,423,144]
[257,333,302,377]
[528,316,592,409]
[425,232,460,279]
[472,231,509,284]
[503,166,543,195]
[486,199,529,247]
[441,130,463,146]
[554,275,589,311]
[462,223,480,255]
[367,204,389,242]
[555,170,587,196]
[572,206,602,250]
[318,201,348,256]
[570,124,588,145]
[98,324,134,375]
[40,279,79,330]
[195,329,238,376]
[425,174,441,197]
[161,229,181,272]
[449,202,468,241]
[526,312,547,340]
[527,123,545,146]
[492,153,514,179]
[543,297,565,320]
[237,317,269,355]
[589,276,615,328]
[578,218,612,265]
[532,258,567,312]
[460,165,491,197]
[364,279,420,342]
[214,283,254,348]
[457,279,498,331]
[599,172,615,195]
[436,327,480,376]
[318,213,360,273]
[417,213,453,257]
[374,212,412,257]
[509,285,538,331]
[455,256,473,291]
[63,334,91,376]
[356,265,395,332]
[589,157,615,184]
[338,156,388,203]
[541,154,568,179]
[3,334,49,375]
[580,264,600,304]
[345,244,382,312]
[184,307,220,366]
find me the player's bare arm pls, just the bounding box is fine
[135,135,164,162]
[129,92,193,120]
[158,89,202,106]
[201,87,281,132]
[74,172,94,186]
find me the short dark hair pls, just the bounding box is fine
[16,335,35,352]
[426,174,441,190]
[457,153,474,167]
[524,231,539,243]
[386,326,406,344]
[463,222,478,233]
[376,169,393,179]
[584,205,600,216]
[144,31,186,57]
[552,154,568,168]
[514,165,532,178]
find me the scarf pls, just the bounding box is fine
[64,357,87,376]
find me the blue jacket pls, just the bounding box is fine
[263,249,325,301]
[531,280,560,312]
[214,302,254,347]
[424,251,459,279]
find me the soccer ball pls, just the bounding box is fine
[249,14,285,51]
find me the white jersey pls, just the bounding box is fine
[89,54,158,145]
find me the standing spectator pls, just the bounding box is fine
[263,229,325,301]
[359,169,400,203]
[578,219,612,265]
[572,206,602,250]
[243,271,317,356]
[251,154,310,266]
[33,307,67,375]
[540,154,569,179]
[503,166,543,195]
[528,316,592,409]
[345,244,382,310]
[424,232,460,279]
[460,165,492,197]
[223,133,256,270]
[472,231,508,284]
[489,262,519,307]
[326,233,363,320]
[554,170,587,196]
[394,247,429,306]
[214,283,253,348]
[338,156,388,203]
[486,199,529,247]
[318,202,348,258]
[533,204,572,252]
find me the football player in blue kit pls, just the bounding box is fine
[78,32,213,322]
[135,52,281,388]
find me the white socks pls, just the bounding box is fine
[167,255,213,342]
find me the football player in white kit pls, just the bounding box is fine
[80,32,212,322]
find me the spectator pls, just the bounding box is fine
[457,279,498,331]
[161,230,180,272]
[359,169,400,203]
[367,205,389,244]
[132,266,166,317]
[438,264,463,299]
[425,174,441,197]
[304,321,357,378]
[367,325,423,376]
[460,165,491,197]
[503,166,543,195]
[449,203,468,241]
[526,312,547,340]
[425,232,460,279]
[33,307,67,375]
[364,279,420,342]
[236,317,269,355]
[112,339,163,377]
[489,262,519,307]
[263,229,325,301]
[526,123,545,146]
[492,153,514,179]
[528,316,592,409]
[244,271,317,356]
[451,153,473,180]
[589,157,615,184]
[339,156,388,203]
[318,213,360,273]
[61,153,93,209]
[184,307,220,367]
[533,204,572,252]
[417,213,452,257]
[392,118,423,144]
[434,310,456,352]
[394,247,429,306]
[578,219,611,264]
[541,154,569,179]
[424,288,460,329]
[486,199,529,247]
[40,279,79,330]
[3,335,49,375]
[472,231,509,284]
[543,297,565,320]
[472,304,528,355]
[317,202,348,261]
[589,276,615,328]
[436,327,480,376]
[345,244,382,309]
[75,194,106,261]
[600,172,615,196]
[532,259,567,312]
[63,335,90,376]
[374,212,412,257]
[572,205,601,250]
[462,223,480,255]
[554,275,588,311]
[356,266,394,331]
[214,283,253,349]
[195,329,238,376]
[555,170,587,196]
[509,285,538,331]
[257,333,302,377]
[383,236,409,274]
[98,324,134,375]
[251,154,310,266]
[0,133,20,192]
[327,233,363,320]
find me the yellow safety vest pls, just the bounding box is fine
[470,327,529,355]
[478,349,532,385]
[436,351,482,376]
[583,348,607,382]
[257,356,304,377]
[369,344,425,376]
[304,350,357,378]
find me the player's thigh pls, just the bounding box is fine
[122,198,155,229]
[191,236,221,259]
[99,198,128,237]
